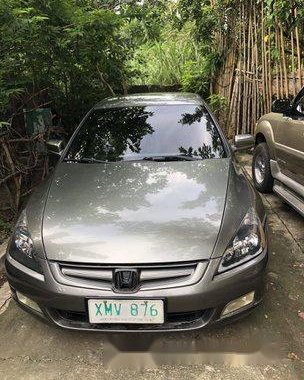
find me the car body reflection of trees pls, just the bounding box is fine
[67,106,154,162]
[178,106,225,159]
[67,105,225,162]
[44,159,230,263]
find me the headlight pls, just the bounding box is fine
[10,210,42,273]
[217,208,266,273]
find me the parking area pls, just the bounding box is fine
[0,154,303,380]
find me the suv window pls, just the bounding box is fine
[66,104,226,162]
[295,96,304,116]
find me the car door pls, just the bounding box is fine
[273,95,304,186]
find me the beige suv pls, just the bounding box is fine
[252,87,304,216]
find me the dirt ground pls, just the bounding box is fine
[0,154,303,380]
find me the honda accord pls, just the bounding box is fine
[5,93,267,331]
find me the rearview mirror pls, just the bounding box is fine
[233,134,254,151]
[271,99,291,114]
[46,139,65,156]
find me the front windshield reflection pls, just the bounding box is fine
[66,105,226,162]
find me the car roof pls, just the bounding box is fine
[93,92,203,109]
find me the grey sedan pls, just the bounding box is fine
[5,93,267,331]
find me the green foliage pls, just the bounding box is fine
[265,0,294,27]
[180,60,210,95]
[2,0,303,129]
[0,0,247,126]
[208,94,228,115]
[128,21,214,97]
[120,0,170,43]
[126,0,237,96]
[0,217,11,234]
[0,0,130,127]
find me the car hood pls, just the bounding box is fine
[42,159,230,263]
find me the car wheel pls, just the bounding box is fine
[252,142,274,193]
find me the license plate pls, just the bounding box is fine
[88,299,164,324]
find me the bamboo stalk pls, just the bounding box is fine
[275,30,279,99]
[250,5,256,131]
[294,7,302,90]
[246,5,253,133]
[280,24,289,97]
[227,76,237,137]
[242,2,247,133]
[237,33,242,136]
[213,0,302,137]
[263,8,270,112]
[291,30,296,96]
[261,2,266,114]
[276,26,284,98]
[228,61,240,138]
[253,4,259,129]
[267,26,273,109]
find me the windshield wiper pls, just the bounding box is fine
[142,155,201,162]
[63,157,109,164]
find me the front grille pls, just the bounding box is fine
[50,261,208,291]
[50,308,213,331]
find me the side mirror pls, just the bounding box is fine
[271,99,291,114]
[233,134,254,151]
[46,139,65,156]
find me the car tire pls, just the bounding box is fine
[252,142,274,193]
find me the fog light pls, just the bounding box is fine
[221,291,255,317]
[16,291,41,313]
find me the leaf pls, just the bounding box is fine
[13,7,35,16]
[32,15,49,22]
[0,121,10,128]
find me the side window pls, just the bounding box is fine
[295,96,304,116]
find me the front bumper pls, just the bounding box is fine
[5,250,267,332]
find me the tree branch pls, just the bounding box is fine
[97,65,116,96]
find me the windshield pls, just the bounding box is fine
[65,104,226,162]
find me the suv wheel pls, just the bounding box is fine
[252,142,274,193]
